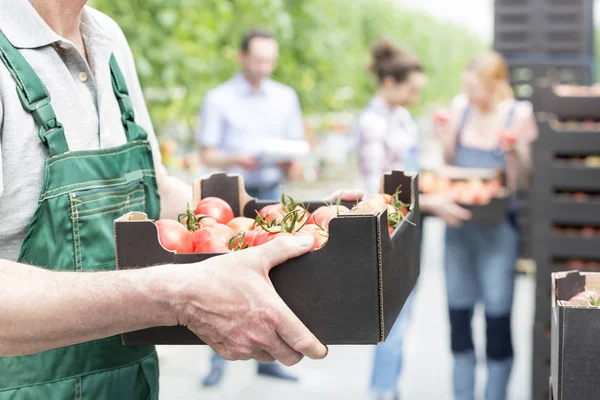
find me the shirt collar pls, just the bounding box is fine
[0,0,111,49]
[232,73,272,96]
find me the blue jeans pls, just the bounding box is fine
[369,290,415,398]
[246,185,282,201]
[445,222,518,400]
[369,217,423,398]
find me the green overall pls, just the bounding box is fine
[0,31,161,399]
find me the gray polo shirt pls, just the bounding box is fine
[0,0,162,262]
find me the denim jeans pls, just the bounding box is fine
[444,221,518,400]
[246,185,282,201]
[368,216,424,398]
[369,289,415,398]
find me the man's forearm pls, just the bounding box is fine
[0,260,176,357]
[200,147,240,169]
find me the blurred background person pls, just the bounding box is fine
[357,39,471,400]
[196,28,305,201]
[196,28,305,387]
[435,51,538,400]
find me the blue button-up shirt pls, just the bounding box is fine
[196,74,305,188]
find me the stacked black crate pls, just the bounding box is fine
[532,82,600,400]
[494,1,596,399]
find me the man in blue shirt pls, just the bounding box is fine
[197,28,305,200]
[197,29,304,387]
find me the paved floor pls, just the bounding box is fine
[156,217,535,400]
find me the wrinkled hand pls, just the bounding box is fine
[424,193,472,227]
[324,189,363,203]
[237,155,259,170]
[169,235,327,365]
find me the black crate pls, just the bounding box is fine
[532,200,600,226]
[551,271,600,399]
[537,118,600,153]
[536,84,600,119]
[495,0,595,56]
[507,62,594,102]
[532,152,600,192]
[541,234,600,260]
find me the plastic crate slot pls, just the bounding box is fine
[497,0,530,5]
[553,258,600,272]
[553,224,600,238]
[553,189,600,203]
[498,32,529,42]
[546,12,580,24]
[498,14,529,25]
[554,153,600,167]
[545,0,585,6]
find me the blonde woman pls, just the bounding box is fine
[436,52,538,400]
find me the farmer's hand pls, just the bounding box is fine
[325,189,363,202]
[421,193,472,227]
[166,235,326,365]
[237,155,259,170]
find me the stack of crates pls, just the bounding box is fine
[495,0,596,101]
[531,82,600,400]
[494,1,597,399]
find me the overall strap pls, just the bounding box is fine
[109,54,146,141]
[0,30,69,156]
[455,104,471,149]
[504,100,518,128]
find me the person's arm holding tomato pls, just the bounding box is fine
[500,103,538,188]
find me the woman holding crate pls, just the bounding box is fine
[435,52,538,400]
[358,39,472,400]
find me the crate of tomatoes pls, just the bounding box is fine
[115,170,420,345]
[551,271,600,400]
[419,167,509,224]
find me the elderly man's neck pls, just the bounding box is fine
[30,0,86,42]
[30,0,87,59]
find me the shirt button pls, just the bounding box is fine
[78,72,89,82]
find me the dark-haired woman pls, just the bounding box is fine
[358,39,471,400]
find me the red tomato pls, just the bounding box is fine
[227,217,255,233]
[195,215,217,228]
[582,226,595,238]
[433,109,450,126]
[472,189,492,206]
[500,129,518,146]
[258,204,286,225]
[300,224,328,250]
[229,230,259,250]
[194,238,231,254]
[573,192,588,203]
[484,179,502,198]
[155,219,193,253]
[307,205,350,229]
[195,197,234,224]
[569,290,600,306]
[566,259,586,270]
[252,229,281,247]
[190,225,234,249]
